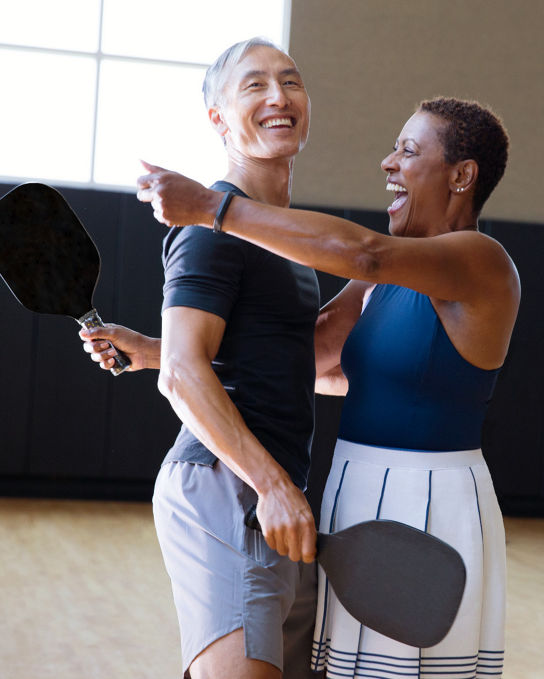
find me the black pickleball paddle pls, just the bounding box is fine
[245,506,466,648]
[0,182,130,375]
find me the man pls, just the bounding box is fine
[81,38,323,679]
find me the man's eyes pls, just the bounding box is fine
[245,80,302,89]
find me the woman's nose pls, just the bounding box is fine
[381,151,398,173]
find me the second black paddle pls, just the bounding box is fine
[245,506,466,648]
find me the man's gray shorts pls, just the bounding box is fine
[153,460,321,678]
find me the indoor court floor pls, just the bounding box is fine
[0,498,542,678]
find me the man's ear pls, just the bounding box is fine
[209,106,229,138]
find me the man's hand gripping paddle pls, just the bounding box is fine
[0,183,130,375]
[245,506,466,648]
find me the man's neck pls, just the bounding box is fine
[223,156,294,208]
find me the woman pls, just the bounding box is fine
[83,38,323,679]
[136,97,519,678]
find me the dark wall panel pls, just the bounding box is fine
[0,282,35,474]
[0,183,33,474]
[26,313,110,477]
[482,221,544,508]
[107,192,180,480]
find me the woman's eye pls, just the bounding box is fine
[247,82,262,89]
[403,148,415,155]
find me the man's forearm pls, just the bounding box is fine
[316,365,348,396]
[140,336,162,370]
[158,357,289,494]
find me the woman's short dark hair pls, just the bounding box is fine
[418,97,509,214]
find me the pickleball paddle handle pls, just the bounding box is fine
[244,504,324,553]
[77,309,131,376]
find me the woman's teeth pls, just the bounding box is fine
[386,182,407,193]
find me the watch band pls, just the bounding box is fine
[213,190,236,233]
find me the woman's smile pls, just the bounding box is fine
[386,182,408,216]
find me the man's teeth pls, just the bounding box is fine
[261,117,293,128]
[386,182,407,193]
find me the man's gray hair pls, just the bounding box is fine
[202,37,287,109]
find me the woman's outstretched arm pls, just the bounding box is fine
[137,162,518,309]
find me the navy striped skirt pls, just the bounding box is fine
[312,439,506,678]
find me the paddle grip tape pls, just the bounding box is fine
[78,309,132,376]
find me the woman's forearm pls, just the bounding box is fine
[220,196,384,282]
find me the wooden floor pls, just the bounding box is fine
[0,499,542,678]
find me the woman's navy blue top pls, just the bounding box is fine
[338,284,500,451]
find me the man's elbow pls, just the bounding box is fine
[158,359,191,403]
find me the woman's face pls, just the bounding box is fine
[213,46,311,162]
[381,111,453,237]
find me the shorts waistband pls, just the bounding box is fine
[334,439,484,470]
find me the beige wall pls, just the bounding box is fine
[289,0,543,222]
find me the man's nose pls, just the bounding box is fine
[266,81,289,107]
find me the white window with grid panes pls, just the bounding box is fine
[0,0,291,190]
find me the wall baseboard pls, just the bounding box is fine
[0,476,155,503]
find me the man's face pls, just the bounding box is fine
[212,46,311,161]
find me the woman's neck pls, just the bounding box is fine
[444,209,479,234]
[442,194,479,234]
[222,155,294,207]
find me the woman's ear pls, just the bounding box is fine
[450,159,478,194]
[209,106,229,138]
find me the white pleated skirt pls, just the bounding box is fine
[311,439,506,679]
